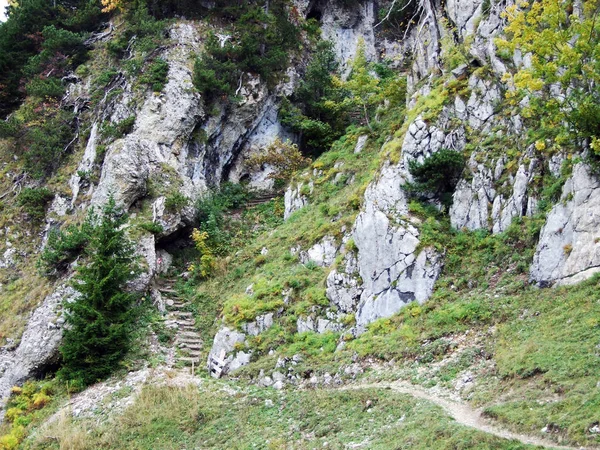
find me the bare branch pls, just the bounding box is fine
[235,74,244,96]
[375,0,416,29]
[63,133,79,154]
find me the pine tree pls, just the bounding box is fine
[58,197,138,387]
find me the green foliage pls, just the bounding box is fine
[14,106,76,179]
[537,160,572,212]
[340,40,383,131]
[0,0,104,115]
[189,228,216,278]
[58,197,139,387]
[139,58,169,92]
[0,117,20,138]
[105,6,166,58]
[38,222,92,278]
[497,0,600,168]
[17,187,54,221]
[282,39,405,156]
[247,139,312,187]
[23,25,86,79]
[24,77,66,99]
[101,116,136,140]
[285,331,339,357]
[193,2,298,104]
[0,380,58,448]
[223,293,284,326]
[279,40,349,155]
[195,183,249,255]
[377,0,418,38]
[164,192,189,212]
[95,69,119,88]
[192,51,238,103]
[26,381,547,449]
[137,221,164,234]
[407,149,465,207]
[440,25,470,71]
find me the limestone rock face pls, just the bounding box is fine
[92,23,204,210]
[0,286,77,418]
[297,315,343,334]
[326,253,363,314]
[242,313,274,337]
[400,74,540,236]
[355,247,441,329]
[446,0,482,37]
[320,0,377,75]
[491,159,539,234]
[324,162,443,334]
[531,164,600,286]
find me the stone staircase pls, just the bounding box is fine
[158,279,203,367]
[245,193,279,208]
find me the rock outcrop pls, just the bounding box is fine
[531,164,600,286]
[207,327,251,375]
[0,285,77,418]
[319,0,377,73]
[284,181,310,219]
[348,162,443,332]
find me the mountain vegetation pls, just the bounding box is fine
[0,0,598,449]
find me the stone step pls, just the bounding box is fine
[246,195,277,206]
[171,311,194,317]
[180,348,203,357]
[166,314,193,322]
[167,303,186,309]
[178,342,203,351]
[178,357,201,365]
[179,331,202,338]
[158,287,178,294]
[177,336,203,344]
[165,321,196,330]
[172,318,195,325]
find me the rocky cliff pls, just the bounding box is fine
[1,0,599,418]
[208,0,600,378]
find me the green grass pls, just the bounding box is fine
[27,381,544,450]
[192,199,600,447]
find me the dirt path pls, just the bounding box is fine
[343,381,587,450]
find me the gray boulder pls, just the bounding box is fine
[207,326,251,375]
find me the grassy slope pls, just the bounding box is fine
[111,55,599,445]
[174,152,600,448]
[27,381,542,450]
[4,74,599,450]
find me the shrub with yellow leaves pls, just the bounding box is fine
[189,229,215,278]
[496,0,600,165]
[100,0,121,12]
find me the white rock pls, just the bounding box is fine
[241,313,274,337]
[207,326,250,375]
[284,182,308,219]
[531,163,600,286]
[300,236,338,267]
[354,135,368,154]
